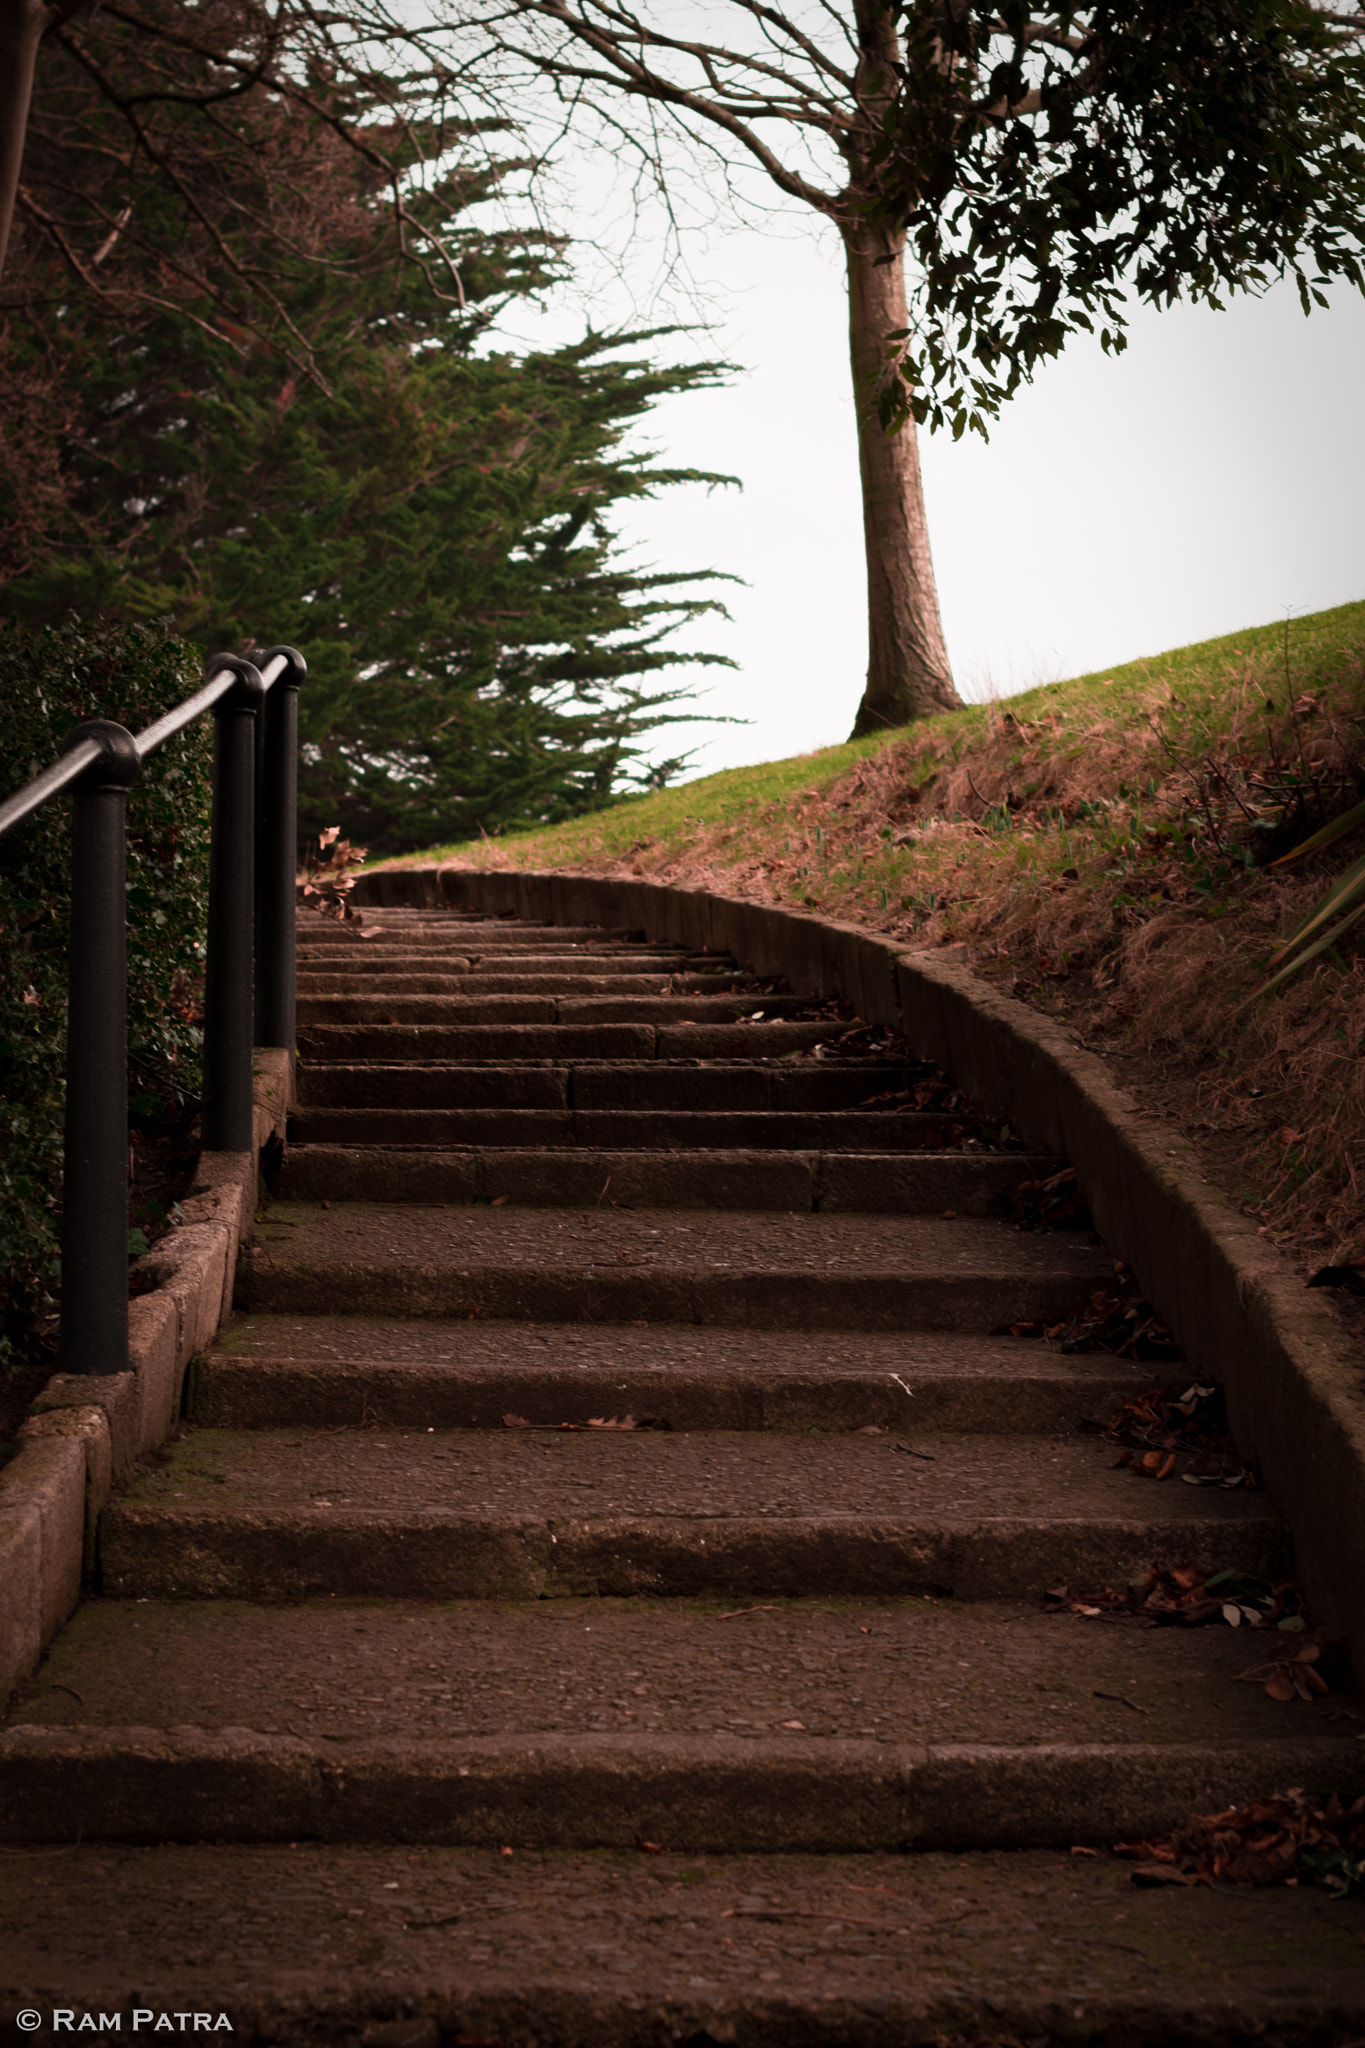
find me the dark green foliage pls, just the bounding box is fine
[878,0,1365,436]
[261,330,735,852]
[0,620,210,1368]
[2,0,735,853]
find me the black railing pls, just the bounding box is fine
[0,644,305,1378]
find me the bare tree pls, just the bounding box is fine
[482,0,964,737]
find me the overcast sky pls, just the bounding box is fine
[494,171,1365,780]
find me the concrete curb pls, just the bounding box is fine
[0,1048,294,1705]
[356,865,1365,1667]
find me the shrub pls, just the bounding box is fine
[0,618,211,1369]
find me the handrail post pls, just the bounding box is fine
[254,646,306,1051]
[202,657,266,1152]
[58,721,140,1377]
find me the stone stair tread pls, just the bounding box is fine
[2,1722,1353,1859]
[297,974,743,996]
[296,995,816,1025]
[294,1060,927,1111]
[300,954,732,970]
[106,1425,1281,1532]
[296,1021,851,1062]
[211,1312,1150,1377]
[3,1844,1362,2033]
[298,924,649,946]
[14,1595,1338,1759]
[197,1315,1152,1432]
[283,1108,1002,1149]
[7,1593,1353,1850]
[100,1424,1281,1600]
[273,1145,1059,1215]
[250,1203,1106,1279]
[239,1204,1114,1325]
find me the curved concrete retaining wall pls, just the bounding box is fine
[357,864,1365,1670]
[0,1051,293,1705]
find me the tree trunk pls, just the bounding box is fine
[0,0,48,282]
[842,219,960,737]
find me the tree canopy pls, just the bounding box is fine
[1,0,736,851]
[877,0,1365,437]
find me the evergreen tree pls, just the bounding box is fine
[1,0,736,851]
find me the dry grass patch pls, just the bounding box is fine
[390,601,1365,1273]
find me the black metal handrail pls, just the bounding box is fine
[0,643,305,1378]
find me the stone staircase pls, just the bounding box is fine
[3,905,1362,2043]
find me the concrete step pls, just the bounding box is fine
[195,1315,1160,1433]
[238,1204,1114,1327]
[296,1020,865,1064]
[283,1107,997,1152]
[294,1060,928,1112]
[298,972,741,997]
[3,1595,1350,1850]
[297,923,649,948]
[95,1426,1284,1603]
[295,993,815,1027]
[3,1844,1362,2043]
[273,1144,1057,1213]
[297,952,730,977]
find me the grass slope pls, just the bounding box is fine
[383,601,1365,1267]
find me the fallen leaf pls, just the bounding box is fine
[501,1412,671,1433]
[1235,1637,1331,1702]
[586,1414,672,1431]
[1048,1558,1310,1636]
[1118,1787,1365,1894]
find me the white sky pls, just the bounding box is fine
[489,156,1365,780]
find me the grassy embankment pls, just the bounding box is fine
[392,601,1365,1266]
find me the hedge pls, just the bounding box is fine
[0,619,211,1371]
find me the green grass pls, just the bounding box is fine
[383,600,1365,875]
[380,728,898,871]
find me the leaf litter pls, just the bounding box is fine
[1047,1555,1305,1632]
[502,1413,672,1432]
[993,1280,1182,1362]
[1116,1786,1365,1894]
[1044,1556,1351,1703]
[1100,1377,1255,1488]
[993,1165,1093,1233]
